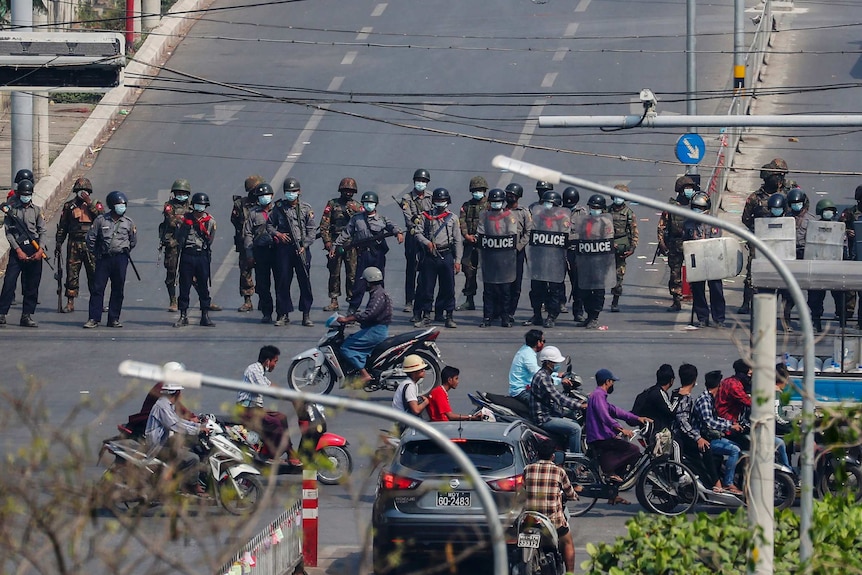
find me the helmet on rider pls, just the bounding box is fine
[541,190,562,206]
[283,177,301,193]
[562,186,580,208]
[191,192,210,206]
[537,346,566,365]
[690,192,711,212]
[362,266,384,283]
[160,382,184,393]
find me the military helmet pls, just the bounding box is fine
[244,175,264,193]
[690,192,711,211]
[413,168,431,182]
[562,186,580,208]
[854,185,862,202]
[541,191,562,206]
[504,182,524,198]
[760,158,789,180]
[767,193,787,210]
[191,192,210,206]
[815,198,836,216]
[14,168,33,185]
[361,191,379,203]
[16,179,33,195]
[469,176,488,191]
[283,177,301,193]
[254,182,274,197]
[106,190,128,207]
[432,187,451,203]
[488,188,506,203]
[338,177,358,192]
[587,194,607,209]
[171,179,191,193]
[536,180,554,193]
[674,175,697,195]
[362,266,384,283]
[786,187,806,205]
[72,177,92,193]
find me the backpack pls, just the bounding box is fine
[631,385,653,416]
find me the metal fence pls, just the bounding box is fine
[218,500,304,575]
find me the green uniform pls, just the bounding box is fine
[231,194,257,297]
[159,197,190,294]
[657,198,687,301]
[56,196,104,298]
[610,202,638,297]
[320,197,362,300]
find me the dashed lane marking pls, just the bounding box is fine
[371,3,387,17]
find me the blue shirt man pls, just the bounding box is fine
[508,329,545,403]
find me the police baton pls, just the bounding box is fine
[124,249,142,281]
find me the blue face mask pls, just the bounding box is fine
[684,189,695,199]
[414,181,427,193]
[363,202,377,212]
[771,207,785,216]
[490,201,504,210]
[471,191,485,201]
[822,210,835,220]
[543,202,554,209]
[790,202,803,212]
[433,201,448,210]
[175,194,189,202]
[113,204,127,215]
[284,192,299,202]
[258,194,273,206]
[590,209,602,216]
[193,203,206,212]
[19,194,32,204]
[613,197,624,205]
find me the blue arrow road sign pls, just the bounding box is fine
[675,133,706,165]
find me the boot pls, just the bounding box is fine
[433,312,444,323]
[522,312,542,326]
[208,302,223,312]
[573,308,586,323]
[200,309,215,327]
[458,295,475,311]
[167,285,178,312]
[479,317,492,328]
[237,295,254,312]
[20,314,38,328]
[174,311,189,328]
[610,295,620,312]
[274,314,289,326]
[445,312,457,329]
[584,316,599,329]
[501,315,513,328]
[543,316,556,328]
[168,297,178,313]
[402,301,413,313]
[737,287,753,315]
[413,312,429,328]
[667,297,682,312]
[323,298,340,311]
[63,297,75,313]
[302,312,314,327]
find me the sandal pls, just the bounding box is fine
[712,485,725,494]
[725,485,744,496]
[608,496,631,505]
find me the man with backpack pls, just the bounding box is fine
[631,364,678,433]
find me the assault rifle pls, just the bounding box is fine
[55,250,63,312]
[337,230,397,255]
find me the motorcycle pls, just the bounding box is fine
[286,313,445,394]
[97,414,264,516]
[509,511,565,575]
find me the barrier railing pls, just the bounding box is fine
[218,501,303,575]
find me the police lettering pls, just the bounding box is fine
[577,239,613,254]
[480,234,516,250]
[529,231,567,247]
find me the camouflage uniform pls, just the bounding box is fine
[231,175,264,311]
[609,188,639,308]
[159,185,191,311]
[658,198,688,307]
[458,176,488,306]
[320,182,362,306]
[55,180,104,308]
[840,201,862,323]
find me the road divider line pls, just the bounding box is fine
[541,72,558,88]
[341,51,357,65]
[496,99,545,189]
[356,26,372,40]
[371,3,387,17]
[575,0,591,12]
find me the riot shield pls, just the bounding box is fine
[571,213,615,290]
[478,210,518,284]
[754,217,796,260]
[804,220,843,261]
[528,205,569,282]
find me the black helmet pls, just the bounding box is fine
[431,187,451,203]
[106,190,128,207]
[541,191,562,206]
[191,192,210,206]
[562,186,580,208]
[690,192,711,211]
[816,198,836,216]
[767,193,787,211]
[536,180,554,193]
[786,187,806,205]
[854,185,862,203]
[413,168,430,182]
[16,179,33,195]
[283,177,301,193]
[505,182,524,198]
[14,168,33,185]
[587,194,607,210]
[488,188,506,203]
[361,191,379,204]
[674,175,697,195]
[254,182,274,197]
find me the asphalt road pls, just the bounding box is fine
[1,0,860,573]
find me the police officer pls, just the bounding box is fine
[839,185,862,325]
[533,180,554,208]
[684,192,726,328]
[505,182,532,323]
[400,169,433,313]
[321,177,362,311]
[159,179,191,312]
[55,177,104,313]
[270,177,316,327]
[84,191,137,328]
[811,198,846,332]
[609,184,639,312]
[231,175,263,312]
[0,179,46,327]
[563,186,585,321]
[658,176,697,312]
[478,188,521,328]
[739,158,790,314]
[576,194,614,328]
[412,187,463,329]
[334,191,404,314]
[242,182,279,324]
[457,176,487,311]
[525,190,568,328]
[173,192,216,328]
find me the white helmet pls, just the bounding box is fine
[163,361,185,372]
[537,346,566,364]
[161,382,184,393]
[160,362,186,393]
[362,266,383,283]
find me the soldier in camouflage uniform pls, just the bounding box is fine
[739,158,789,314]
[609,184,639,312]
[456,175,487,311]
[839,185,862,326]
[320,177,362,311]
[231,175,263,312]
[657,176,697,311]
[54,177,104,313]
[160,179,192,312]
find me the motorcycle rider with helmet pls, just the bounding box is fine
[336,266,393,384]
[530,346,583,454]
[683,192,726,328]
[145,381,205,494]
[173,192,217,328]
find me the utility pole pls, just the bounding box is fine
[11,0,33,179]
[686,0,697,176]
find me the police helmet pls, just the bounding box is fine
[488,188,506,203]
[541,190,562,206]
[562,187,580,208]
[760,158,789,180]
[854,185,862,203]
[72,177,92,193]
[674,175,697,195]
[361,191,379,203]
[244,175,264,194]
[362,266,384,283]
[432,187,451,203]
[338,177,358,192]
[106,190,128,207]
[14,168,33,185]
[171,179,191,194]
[767,193,787,210]
[815,198,836,216]
[254,183,274,197]
[413,168,431,182]
[587,194,607,210]
[786,187,806,205]
[16,179,33,195]
[283,177,301,193]
[536,180,554,193]
[469,176,488,191]
[191,192,210,206]
[690,192,711,211]
[505,182,524,198]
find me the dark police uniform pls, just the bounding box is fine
[270,199,316,320]
[508,204,532,320]
[400,189,432,308]
[86,212,137,326]
[174,211,216,315]
[413,207,463,322]
[0,197,46,322]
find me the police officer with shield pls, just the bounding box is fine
[572,195,615,329]
[524,191,569,328]
[563,186,586,322]
[683,193,726,328]
[505,182,532,323]
[457,176,487,311]
[478,189,521,328]
[811,198,847,332]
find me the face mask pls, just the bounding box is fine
[607,384,615,395]
[490,201,504,210]
[174,194,189,202]
[113,204,127,215]
[543,202,554,209]
[19,194,32,204]
[363,202,377,212]
[589,209,602,216]
[193,203,206,212]
[258,194,273,206]
[284,192,299,202]
[822,210,835,220]
[433,201,448,210]
[771,207,785,217]
[414,181,427,193]
[471,191,485,201]
[77,190,89,199]
[684,189,695,199]
[613,197,624,205]
[790,202,803,212]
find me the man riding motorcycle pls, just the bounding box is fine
[336,266,392,384]
[144,381,204,494]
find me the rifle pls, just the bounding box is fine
[2,204,53,269]
[157,244,163,267]
[55,250,63,313]
[337,230,397,254]
[277,202,311,283]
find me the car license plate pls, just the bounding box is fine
[436,491,471,507]
[518,533,541,549]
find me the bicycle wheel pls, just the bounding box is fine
[635,459,698,516]
[821,463,862,502]
[563,458,599,517]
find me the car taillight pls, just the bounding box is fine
[487,474,523,492]
[380,472,421,490]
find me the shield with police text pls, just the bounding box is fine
[572,213,615,289]
[528,205,569,282]
[478,209,518,284]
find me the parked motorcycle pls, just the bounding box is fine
[509,511,565,575]
[286,313,445,394]
[97,415,263,515]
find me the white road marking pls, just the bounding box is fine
[553,48,568,62]
[563,22,579,37]
[496,100,545,189]
[575,0,591,12]
[356,26,372,40]
[371,3,387,17]
[341,51,357,65]
[541,72,558,88]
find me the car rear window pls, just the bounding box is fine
[400,440,515,473]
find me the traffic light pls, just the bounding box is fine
[0,32,125,91]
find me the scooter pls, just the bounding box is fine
[509,511,565,575]
[97,415,263,516]
[286,313,445,394]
